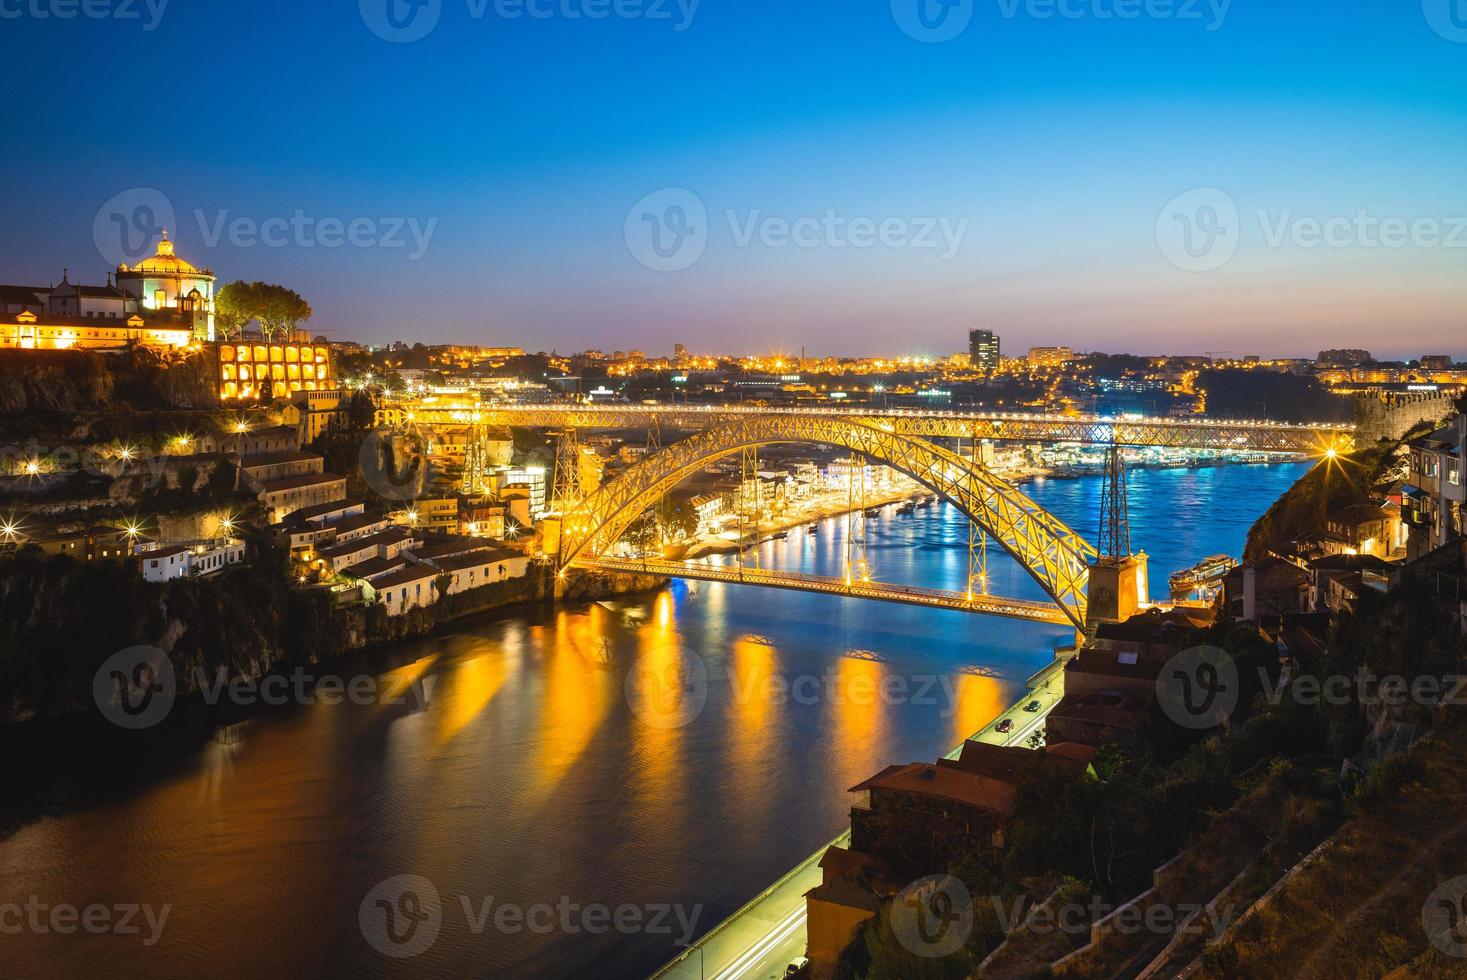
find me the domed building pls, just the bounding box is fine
[115,230,215,340]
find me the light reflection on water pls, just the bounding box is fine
[0,463,1308,979]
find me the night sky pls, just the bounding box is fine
[5,0,1465,357]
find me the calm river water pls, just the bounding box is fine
[0,462,1308,979]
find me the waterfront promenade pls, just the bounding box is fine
[650,653,1071,979]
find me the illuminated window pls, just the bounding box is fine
[153,289,166,308]
[220,345,236,361]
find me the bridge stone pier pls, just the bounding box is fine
[1085,554,1149,628]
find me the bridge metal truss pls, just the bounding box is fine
[578,557,1074,626]
[476,404,1353,453]
[557,415,1097,629]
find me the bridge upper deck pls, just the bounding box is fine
[471,404,1352,453]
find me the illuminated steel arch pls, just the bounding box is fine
[558,416,1098,628]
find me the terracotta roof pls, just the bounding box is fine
[316,527,412,559]
[848,762,1017,817]
[372,564,441,590]
[281,499,361,525]
[942,740,1094,783]
[326,513,391,536]
[240,450,322,469]
[342,556,407,580]
[1048,690,1142,731]
[1066,645,1174,683]
[0,284,44,306]
[260,472,346,494]
[430,549,513,573]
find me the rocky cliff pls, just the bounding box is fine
[0,347,217,417]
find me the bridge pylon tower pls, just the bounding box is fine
[738,444,760,573]
[1087,442,1148,628]
[966,435,989,604]
[553,427,582,514]
[845,454,870,587]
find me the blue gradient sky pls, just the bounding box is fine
[4,0,1465,357]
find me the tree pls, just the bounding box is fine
[657,498,700,545]
[255,283,312,341]
[215,281,256,340]
[212,281,312,341]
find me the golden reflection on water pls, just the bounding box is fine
[627,591,687,804]
[829,652,889,775]
[948,670,1007,746]
[527,606,614,803]
[434,647,510,747]
[377,651,438,707]
[728,633,776,733]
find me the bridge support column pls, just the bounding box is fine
[1085,553,1148,629]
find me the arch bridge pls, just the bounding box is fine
[555,415,1101,629]
[509,407,1349,630]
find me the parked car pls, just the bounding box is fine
[1024,700,1042,712]
[786,956,810,976]
[996,719,1014,733]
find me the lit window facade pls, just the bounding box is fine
[216,342,337,401]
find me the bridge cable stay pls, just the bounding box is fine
[966,434,989,605]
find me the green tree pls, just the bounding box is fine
[255,283,312,341]
[215,281,256,340]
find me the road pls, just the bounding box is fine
[648,654,1071,979]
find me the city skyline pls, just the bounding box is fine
[4,1,1465,357]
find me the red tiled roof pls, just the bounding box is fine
[848,762,1017,817]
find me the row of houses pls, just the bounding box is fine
[803,740,1097,977]
[272,499,531,616]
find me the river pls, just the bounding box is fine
[0,462,1307,979]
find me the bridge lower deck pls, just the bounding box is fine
[573,557,1075,625]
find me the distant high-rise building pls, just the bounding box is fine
[673,343,687,361]
[969,329,1000,373]
[1420,354,1454,371]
